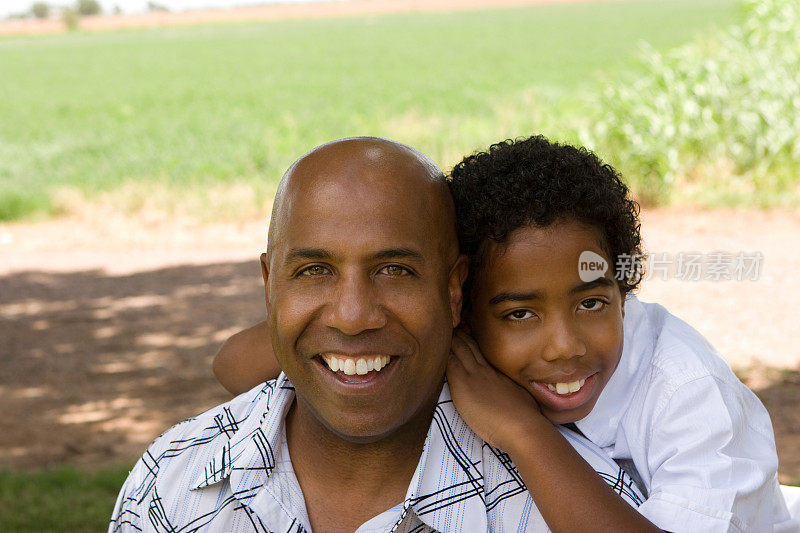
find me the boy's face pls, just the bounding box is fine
[468,220,624,424]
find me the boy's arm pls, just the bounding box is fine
[213,321,281,395]
[447,330,663,533]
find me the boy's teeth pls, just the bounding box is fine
[322,354,392,375]
[546,378,587,395]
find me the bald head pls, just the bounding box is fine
[267,137,458,265]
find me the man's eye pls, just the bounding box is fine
[381,265,410,277]
[579,298,606,311]
[300,265,328,276]
[506,309,533,321]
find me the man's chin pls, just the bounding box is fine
[296,389,442,446]
[315,406,419,444]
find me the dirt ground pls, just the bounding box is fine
[0,0,602,36]
[1,207,799,484]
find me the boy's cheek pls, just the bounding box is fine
[482,337,533,377]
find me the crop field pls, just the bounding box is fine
[0,0,743,221]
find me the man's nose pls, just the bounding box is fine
[540,316,586,362]
[322,274,387,335]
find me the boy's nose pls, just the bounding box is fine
[541,319,586,362]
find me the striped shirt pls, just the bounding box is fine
[110,374,642,532]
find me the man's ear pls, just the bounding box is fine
[260,252,271,307]
[448,254,470,328]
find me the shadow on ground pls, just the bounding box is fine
[741,366,800,484]
[0,260,265,469]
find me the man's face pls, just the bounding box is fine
[263,141,465,442]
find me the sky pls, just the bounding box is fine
[1,0,335,17]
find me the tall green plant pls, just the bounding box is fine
[31,2,50,19]
[580,0,800,206]
[76,0,101,16]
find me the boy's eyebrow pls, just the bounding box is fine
[489,290,544,305]
[570,277,616,294]
[489,278,616,305]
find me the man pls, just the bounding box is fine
[110,137,642,532]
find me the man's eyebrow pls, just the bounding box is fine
[285,248,332,262]
[489,290,544,305]
[371,247,424,261]
[570,277,616,294]
[284,247,423,263]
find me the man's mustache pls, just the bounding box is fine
[297,331,413,358]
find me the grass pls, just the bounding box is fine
[0,463,131,532]
[0,0,743,221]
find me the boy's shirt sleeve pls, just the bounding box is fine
[637,374,787,532]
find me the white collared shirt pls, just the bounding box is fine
[575,296,792,532]
[110,374,643,532]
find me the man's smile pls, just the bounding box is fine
[312,353,400,391]
[321,353,392,375]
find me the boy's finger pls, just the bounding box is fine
[446,351,463,374]
[450,334,479,370]
[454,329,489,366]
[446,351,473,385]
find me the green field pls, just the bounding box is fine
[0,0,743,221]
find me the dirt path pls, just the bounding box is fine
[1,207,799,482]
[0,0,605,36]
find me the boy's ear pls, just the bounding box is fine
[448,254,470,328]
[620,290,626,319]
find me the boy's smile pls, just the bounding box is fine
[468,220,625,424]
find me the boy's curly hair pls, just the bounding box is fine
[448,135,643,299]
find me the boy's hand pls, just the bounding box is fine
[446,329,544,451]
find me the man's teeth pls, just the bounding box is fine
[546,378,587,395]
[322,355,391,375]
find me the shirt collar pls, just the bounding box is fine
[575,295,653,447]
[403,381,489,532]
[192,374,490,532]
[191,376,293,491]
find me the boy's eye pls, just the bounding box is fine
[299,265,329,277]
[506,309,534,321]
[579,298,606,311]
